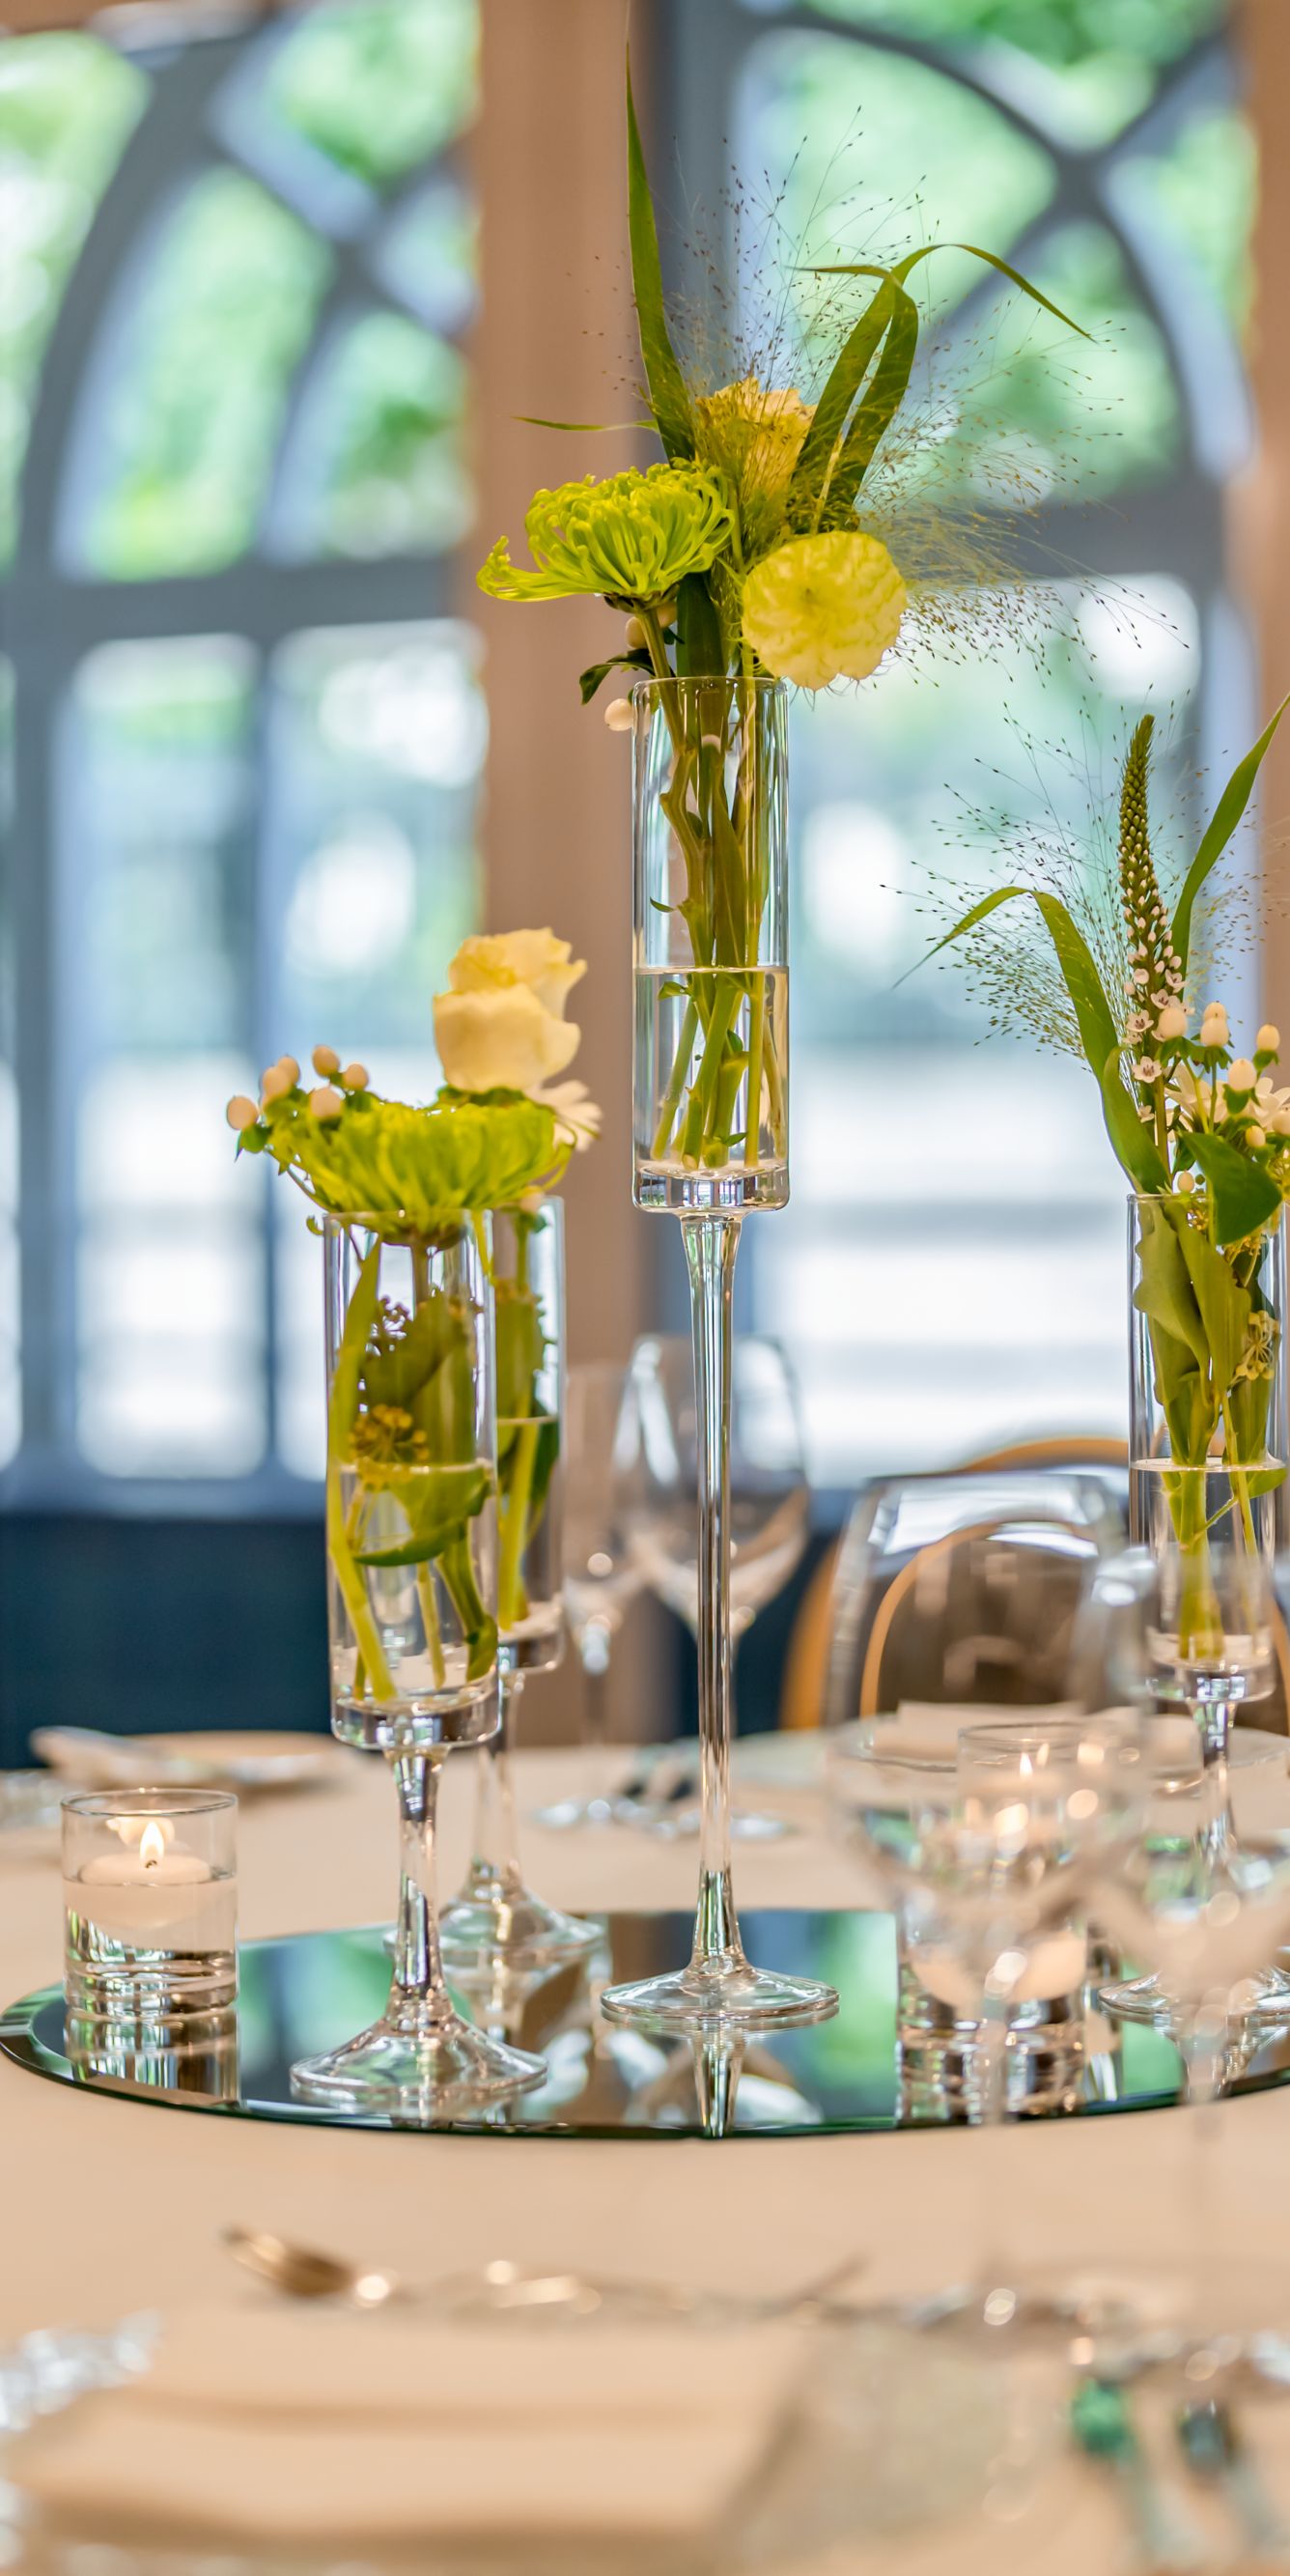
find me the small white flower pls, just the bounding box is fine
[1133,968,1149,987]
[312,1044,340,1077]
[278,1056,300,1084]
[1155,1002,1188,1041]
[226,1094,259,1132]
[1271,1108,1290,1137]
[261,1064,294,1102]
[1200,1002,1229,1044]
[532,1077,603,1150]
[604,697,634,732]
[1177,1171,1195,1194]
[1249,1124,1267,1148]
[1258,1024,1281,1055]
[341,1062,369,1090]
[625,614,648,650]
[1125,1011,1150,1041]
[1226,1059,1257,1093]
[1134,1057,1162,1084]
[308,1085,344,1120]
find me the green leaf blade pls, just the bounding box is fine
[1187,1132,1282,1247]
[1171,691,1290,973]
[626,60,692,462]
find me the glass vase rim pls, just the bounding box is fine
[319,1208,484,1248]
[61,1788,238,1821]
[628,671,787,698]
[1128,1190,1285,1216]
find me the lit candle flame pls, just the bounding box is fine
[139,1821,166,1871]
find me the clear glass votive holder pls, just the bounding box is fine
[62,1789,238,2038]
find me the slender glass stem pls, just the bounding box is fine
[1182,2002,1228,2330]
[466,1671,523,1900]
[388,1750,455,2034]
[1195,1695,1237,1869]
[683,1209,745,1982]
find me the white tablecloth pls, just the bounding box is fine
[5,1740,1290,2572]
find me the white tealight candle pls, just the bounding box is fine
[67,1820,234,1950]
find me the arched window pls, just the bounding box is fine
[661,0,1256,1493]
[0,0,481,1502]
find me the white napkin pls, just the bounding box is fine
[12,2301,807,2547]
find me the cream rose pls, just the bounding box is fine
[435,982,581,1094]
[447,929,586,1021]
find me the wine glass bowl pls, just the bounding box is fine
[624,1333,809,1639]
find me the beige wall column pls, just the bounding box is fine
[471,0,653,1370]
[1241,0,1290,1029]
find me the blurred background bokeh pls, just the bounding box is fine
[1,0,1287,1754]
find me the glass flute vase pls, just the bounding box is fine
[603,673,836,2031]
[439,1199,599,1976]
[291,1214,544,2116]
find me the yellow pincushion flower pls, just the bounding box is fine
[477,464,732,608]
[742,531,907,690]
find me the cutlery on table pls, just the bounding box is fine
[1071,2376,1209,2572]
[1176,2392,1290,2563]
[222,2226,867,2324]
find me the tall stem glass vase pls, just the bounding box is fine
[603,674,836,2031]
[291,1215,544,2117]
[440,1198,599,1974]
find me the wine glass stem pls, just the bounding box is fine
[467,1671,522,1896]
[683,1209,744,1979]
[1196,1697,1237,1867]
[580,1651,609,1755]
[1183,2010,1226,2327]
[389,1749,454,2031]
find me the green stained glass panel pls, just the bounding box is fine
[265,0,478,192]
[744,35,1055,331]
[287,313,471,561]
[0,36,146,566]
[1118,107,1256,331]
[79,169,329,580]
[800,0,1230,145]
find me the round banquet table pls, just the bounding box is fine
[5,1738,1290,2575]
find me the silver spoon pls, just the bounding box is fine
[222,2227,866,2323]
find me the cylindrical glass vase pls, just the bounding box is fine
[293,1213,544,2117]
[493,1199,565,1672]
[632,675,789,1214]
[322,1216,499,1745]
[1129,1193,1288,1565]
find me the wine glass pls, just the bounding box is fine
[621,1332,808,1834]
[1072,1543,1290,2023]
[829,1708,1150,2340]
[533,1361,644,1831]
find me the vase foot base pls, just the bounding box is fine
[438,1886,603,1976]
[1101,1967,1290,2031]
[600,1959,838,2033]
[290,2015,545,2119]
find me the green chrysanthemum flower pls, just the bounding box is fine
[237,1085,567,1235]
[742,530,906,691]
[476,464,733,607]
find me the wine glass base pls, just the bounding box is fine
[290,2013,545,2118]
[1101,1966,1290,2029]
[600,1958,838,2033]
[438,1884,603,1974]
